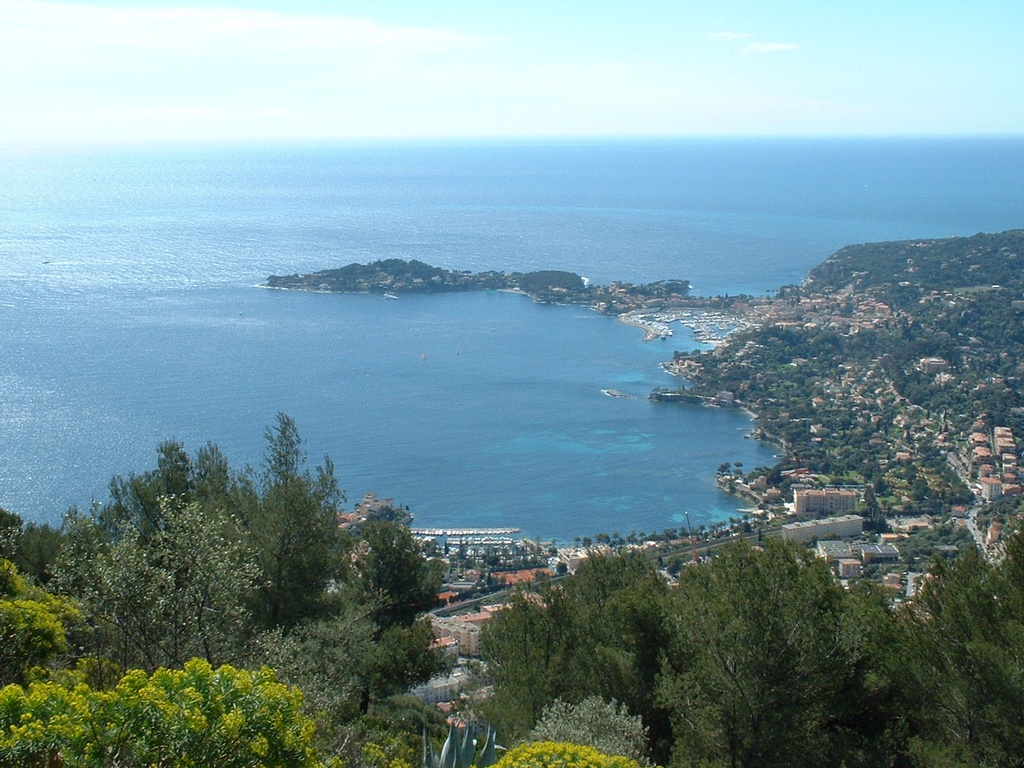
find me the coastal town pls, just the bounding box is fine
[671,232,1024,525]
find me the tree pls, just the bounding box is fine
[529,697,649,764]
[904,528,1024,766]
[0,509,20,560]
[70,416,348,638]
[56,501,259,672]
[102,439,194,538]
[658,539,878,768]
[352,521,446,710]
[247,413,348,630]
[482,554,670,760]
[356,521,442,632]
[552,555,670,757]
[248,606,376,725]
[364,619,444,703]
[99,439,258,554]
[482,590,567,737]
[13,522,64,586]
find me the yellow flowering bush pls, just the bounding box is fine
[494,741,645,768]
[0,558,81,686]
[359,739,414,768]
[0,659,323,767]
[0,681,89,767]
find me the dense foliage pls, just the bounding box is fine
[661,540,892,768]
[806,230,1024,299]
[482,554,670,751]
[3,418,1024,767]
[0,559,80,687]
[482,531,1024,768]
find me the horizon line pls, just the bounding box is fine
[3,132,1023,153]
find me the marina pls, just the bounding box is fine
[617,308,751,344]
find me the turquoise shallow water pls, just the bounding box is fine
[1,139,1022,539]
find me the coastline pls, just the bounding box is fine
[651,311,792,517]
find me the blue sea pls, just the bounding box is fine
[1,138,1022,540]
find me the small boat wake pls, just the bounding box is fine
[601,389,640,399]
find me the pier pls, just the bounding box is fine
[412,527,526,553]
[412,527,521,537]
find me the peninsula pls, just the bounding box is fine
[266,258,750,342]
[268,258,693,313]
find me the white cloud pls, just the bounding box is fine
[0,0,490,142]
[0,0,480,104]
[704,31,754,41]
[741,42,801,55]
[0,0,476,56]
[704,31,800,56]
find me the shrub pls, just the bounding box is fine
[494,741,645,768]
[0,659,324,768]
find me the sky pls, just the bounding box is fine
[0,0,1022,146]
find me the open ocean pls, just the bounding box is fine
[1,138,1022,540]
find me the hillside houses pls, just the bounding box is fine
[965,420,1021,500]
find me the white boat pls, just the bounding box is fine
[383,292,399,300]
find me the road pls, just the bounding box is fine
[948,452,994,562]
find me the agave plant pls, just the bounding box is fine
[423,722,498,768]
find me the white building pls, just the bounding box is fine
[410,669,469,705]
[794,488,859,516]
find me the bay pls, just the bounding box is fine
[1,138,1022,540]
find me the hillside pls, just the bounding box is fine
[671,230,1024,519]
